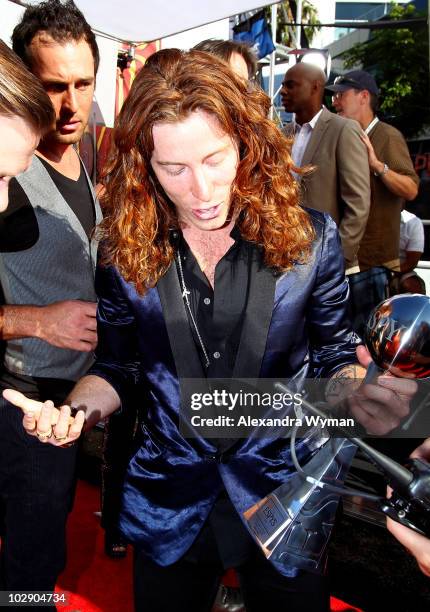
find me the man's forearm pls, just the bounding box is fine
[0,300,98,351]
[377,168,418,201]
[66,374,121,430]
[1,304,43,340]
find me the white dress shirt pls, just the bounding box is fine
[291,107,324,167]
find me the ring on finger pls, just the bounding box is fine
[53,431,68,442]
[36,428,53,441]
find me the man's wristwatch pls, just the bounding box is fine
[374,162,389,177]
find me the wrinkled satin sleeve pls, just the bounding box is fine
[307,213,361,377]
[88,264,140,400]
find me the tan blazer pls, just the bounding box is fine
[291,108,371,271]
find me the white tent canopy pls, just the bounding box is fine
[22,0,278,43]
[3,0,280,127]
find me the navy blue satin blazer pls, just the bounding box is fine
[90,210,360,574]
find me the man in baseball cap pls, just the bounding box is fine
[326,70,380,97]
[327,69,419,336]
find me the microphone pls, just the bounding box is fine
[361,294,430,534]
[294,393,430,536]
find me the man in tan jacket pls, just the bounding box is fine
[281,62,370,275]
[328,70,419,334]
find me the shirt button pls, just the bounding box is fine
[213,351,221,359]
[204,297,211,305]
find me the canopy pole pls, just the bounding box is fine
[268,2,277,119]
[295,0,303,49]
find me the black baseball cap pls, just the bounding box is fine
[326,70,379,96]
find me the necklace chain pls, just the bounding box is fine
[176,251,211,368]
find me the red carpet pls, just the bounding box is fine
[55,480,362,612]
[56,480,133,611]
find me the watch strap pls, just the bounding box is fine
[374,162,389,177]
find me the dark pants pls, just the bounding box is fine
[0,399,78,591]
[101,405,138,539]
[133,546,330,612]
[348,266,391,339]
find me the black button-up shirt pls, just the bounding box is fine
[173,225,252,378]
[171,226,258,568]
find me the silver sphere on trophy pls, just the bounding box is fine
[365,294,430,379]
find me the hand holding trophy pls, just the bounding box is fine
[244,294,429,574]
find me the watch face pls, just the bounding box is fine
[374,163,388,177]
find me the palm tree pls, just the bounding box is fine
[274,1,321,48]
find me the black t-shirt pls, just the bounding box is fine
[0,155,95,252]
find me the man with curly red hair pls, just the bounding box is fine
[5,49,416,611]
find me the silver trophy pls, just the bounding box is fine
[365,294,430,379]
[244,294,430,572]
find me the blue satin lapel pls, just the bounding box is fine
[132,284,178,376]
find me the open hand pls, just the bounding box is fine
[360,131,382,174]
[3,388,85,446]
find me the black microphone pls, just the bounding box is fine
[288,392,430,536]
[362,294,430,534]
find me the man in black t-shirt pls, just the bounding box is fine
[0,0,101,593]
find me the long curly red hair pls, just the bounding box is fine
[99,48,314,293]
